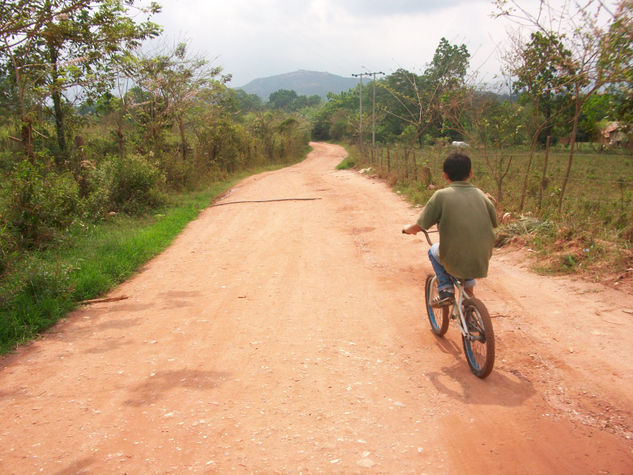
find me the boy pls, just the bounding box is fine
[403,151,497,306]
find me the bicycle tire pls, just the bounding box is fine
[461,298,495,378]
[424,274,449,336]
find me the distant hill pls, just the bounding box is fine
[237,70,358,101]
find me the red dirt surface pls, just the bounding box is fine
[1,142,632,473]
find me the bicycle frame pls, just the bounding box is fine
[414,227,495,378]
[448,278,474,340]
[420,229,473,341]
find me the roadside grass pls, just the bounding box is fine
[0,160,302,354]
[345,142,633,281]
[335,147,357,170]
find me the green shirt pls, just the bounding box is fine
[417,182,497,279]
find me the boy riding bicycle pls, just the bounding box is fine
[403,151,497,307]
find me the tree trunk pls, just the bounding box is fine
[538,136,551,212]
[558,89,581,213]
[178,115,187,161]
[519,137,538,212]
[116,116,125,158]
[10,41,34,161]
[403,149,409,179]
[21,120,34,162]
[519,100,545,213]
[48,44,67,160]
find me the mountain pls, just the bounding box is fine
[237,70,358,101]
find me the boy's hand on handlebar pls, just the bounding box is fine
[402,224,421,235]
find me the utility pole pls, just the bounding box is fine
[351,72,366,150]
[370,71,385,150]
[353,71,384,153]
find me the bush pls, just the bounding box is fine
[0,223,17,275]
[196,120,252,173]
[0,258,76,351]
[0,160,81,249]
[88,154,167,215]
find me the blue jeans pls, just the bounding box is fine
[428,243,475,293]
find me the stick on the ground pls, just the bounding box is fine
[80,296,129,305]
[210,197,321,207]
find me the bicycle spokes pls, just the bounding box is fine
[424,274,495,378]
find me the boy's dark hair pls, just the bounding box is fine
[443,152,471,181]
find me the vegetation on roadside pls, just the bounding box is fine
[0,159,307,354]
[322,0,632,282]
[0,1,315,353]
[1,0,632,351]
[340,140,632,282]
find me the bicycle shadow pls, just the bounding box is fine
[426,334,536,407]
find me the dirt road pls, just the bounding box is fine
[1,142,632,473]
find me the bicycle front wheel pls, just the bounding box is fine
[461,298,495,378]
[424,274,449,336]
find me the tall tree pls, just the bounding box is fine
[377,38,470,149]
[504,30,572,211]
[131,42,227,162]
[1,0,161,160]
[268,89,298,110]
[495,0,633,211]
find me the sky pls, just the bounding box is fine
[150,0,540,88]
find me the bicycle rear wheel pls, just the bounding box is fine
[424,274,449,336]
[461,298,495,378]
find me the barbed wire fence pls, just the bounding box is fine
[357,143,633,232]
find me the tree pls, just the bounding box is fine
[0,1,89,158]
[0,0,90,50]
[442,87,523,206]
[268,89,298,110]
[504,30,573,211]
[133,42,226,162]
[495,0,633,211]
[0,0,161,161]
[377,39,470,149]
[232,89,263,113]
[579,93,618,142]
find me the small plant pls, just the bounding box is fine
[336,156,356,169]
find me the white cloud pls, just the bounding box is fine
[149,0,553,87]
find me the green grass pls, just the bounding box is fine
[0,162,300,354]
[336,157,356,170]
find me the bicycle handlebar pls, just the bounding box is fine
[402,227,435,246]
[421,229,433,246]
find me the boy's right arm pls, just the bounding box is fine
[402,223,422,234]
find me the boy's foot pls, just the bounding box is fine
[431,290,454,307]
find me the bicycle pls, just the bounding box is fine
[405,228,495,378]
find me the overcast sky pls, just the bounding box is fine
[151,0,540,88]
